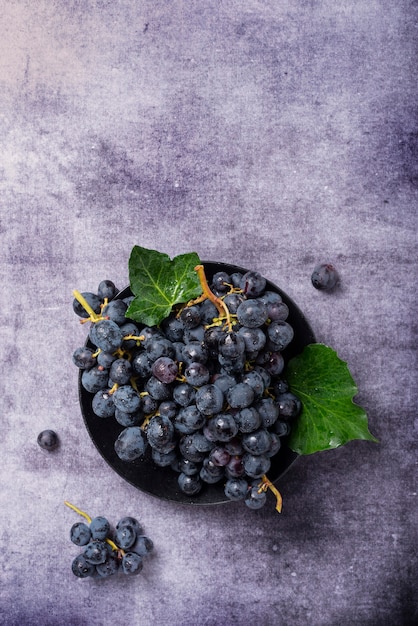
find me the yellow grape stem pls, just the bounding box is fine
[72,290,103,323]
[64,500,92,524]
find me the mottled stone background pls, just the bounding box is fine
[0,1,417,625]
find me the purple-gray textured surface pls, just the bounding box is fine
[0,1,417,625]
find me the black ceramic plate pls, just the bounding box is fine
[79,261,316,504]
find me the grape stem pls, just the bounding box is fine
[72,290,104,323]
[64,501,121,553]
[191,265,233,332]
[258,476,283,513]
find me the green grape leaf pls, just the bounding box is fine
[286,344,378,455]
[126,246,203,326]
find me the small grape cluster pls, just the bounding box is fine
[66,502,153,579]
[72,268,302,510]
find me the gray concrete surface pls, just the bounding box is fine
[0,1,417,625]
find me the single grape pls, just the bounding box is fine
[83,540,108,565]
[218,332,246,359]
[115,524,137,550]
[236,299,268,328]
[98,280,117,300]
[277,392,302,420]
[178,472,202,495]
[182,341,208,364]
[141,394,158,415]
[92,389,115,418]
[267,301,289,321]
[159,400,178,419]
[71,554,96,578]
[199,298,219,324]
[208,446,231,467]
[89,319,123,353]
[245,485,267,509]
[151,357,178,383]
[263,351,285,376]
[224,478,249,501]
[267,321,294,351]
[146,414,175,448]
[114,408,143,427]
[161,314,185,342]
[96,553,119,577]
[195,384,224,416]
[134,536,154,557]
[225,455,245,478]
[241,370,265,399]
[226,383,254,409]
[131,351,153,379]
[174,405,206,434]
[173,383,196,407]
[101,299,128,325]
[97,351,117,368]
[114,427,147,461]
[255,398,279,428]
[90,516,110,541]
[112,385,142,413]
[273,420,291,437]
[237,326,266,354]
[184,362,210,387]
[146,337,175,361]
[311,263,339,290]
[206,413,238,442]
[223,293,245,313]
[121,551,143,575]
[72,346,96,369]
[37,429,59,451]
[109,359,133,385]
[116,516,143,535]
[242,453,271,479]
[242,429,272,455]
[211,271,231,294]
[180,305,201,329]
[70,522,91,546]
[81,366,109,393]
[240,271,266,297]
[145,376,173,401]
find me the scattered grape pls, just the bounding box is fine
[311,263,339,291]
[37,429,59,451]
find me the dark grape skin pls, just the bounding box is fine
[72,554,96,578]
[70,522,91,546]
[72,346,96,369]
[98,280,118,300]
[37,429,59,451]
[311,263,339,291]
